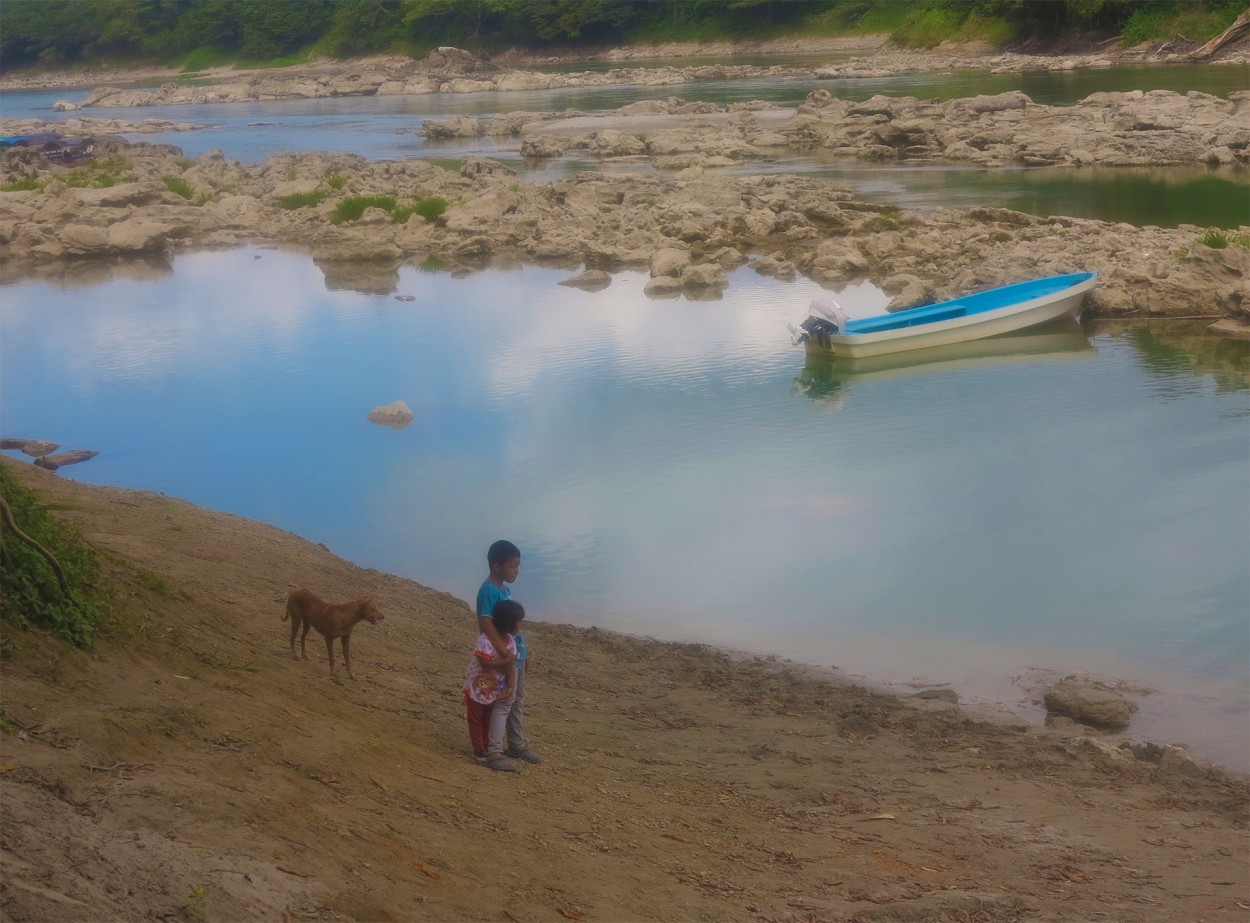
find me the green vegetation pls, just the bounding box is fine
[182,885,208,923]
[1176,229,1250,260]
[163,176,211,205]
[1,1,1241,70]
[412,195,449,222]
[0,465,107,648]
[325,172,347,190]
[329,194,447,224]
[62,156,131,189]
[163,175,194,199]
[330,194,397,224]
[279,189,330,209]
[1,178,45,192]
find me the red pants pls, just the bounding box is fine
[466,698,494,754]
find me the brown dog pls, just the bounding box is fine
[283,588,384,680]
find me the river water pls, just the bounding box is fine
[1,63,1248,766]
[1,248,1247,766]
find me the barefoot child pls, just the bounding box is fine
[464,599,523,772]
[476,540,542,766]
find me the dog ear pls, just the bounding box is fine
[360,595,373,604]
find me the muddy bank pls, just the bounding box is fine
[2,140,1246,332]
[1,460,1247,923]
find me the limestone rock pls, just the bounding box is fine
[19,441,59,457]
[367,401,414,429]
[643,276,683,298]
[42,449,99,467]
[558,269,612,290]
[421,116,483,139]
[650,247,690,279]
[1043,678,1138,730]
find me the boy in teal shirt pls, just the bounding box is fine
[476,540,542,767]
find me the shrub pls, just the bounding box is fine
[1199,229,1229,249]
[1,178,44,192]
[329,194,397,224]
[325,173,346,190]
[279,189,329,209]
[163,176,194,199]
[413,196,448,222]
[63,156,131,189]
[0,465,106,647]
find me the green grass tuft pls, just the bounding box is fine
[1,178,45,192]
[0,465,107,648]
[413,196,449,222]
[325,173,347,190]
[279,189,329,209]
[163,176,195,199]
[329,194,398,224]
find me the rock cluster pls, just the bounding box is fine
[519,88,1250,168]
[1,140,1246,334]
[38,44,1250,111]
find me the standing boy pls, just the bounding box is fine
[476,540,543,766]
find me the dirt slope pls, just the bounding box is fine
[0,460,1246,923]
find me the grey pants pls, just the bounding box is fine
[488,658,526,754]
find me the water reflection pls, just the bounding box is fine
[792,321,1096,410]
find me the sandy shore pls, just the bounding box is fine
[0,459,1246,922]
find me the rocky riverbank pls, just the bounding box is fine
[2,459,1248,923]
[2,136,1247,333]
[504,87,1250,168]
[18,39,1250,111]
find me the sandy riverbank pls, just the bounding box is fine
[0,459,1246,922]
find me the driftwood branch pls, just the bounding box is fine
[1190,8,1250,60]
[0,496,71,596]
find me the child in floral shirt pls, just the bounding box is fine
[463,599,523,772]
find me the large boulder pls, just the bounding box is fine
[421,116,483,139]
[106,218,179,253]
[1043,678,1138,730]
[650,247,690,278]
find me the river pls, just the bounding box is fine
[1,247,1246,767]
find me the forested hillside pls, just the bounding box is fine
[0,0,1244,71]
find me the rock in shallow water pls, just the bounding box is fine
[367,401,414,429]
[1043,678,1138,730]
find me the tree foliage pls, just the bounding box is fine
[0,0,1242,69]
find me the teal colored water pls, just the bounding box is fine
[2,248,1246,766]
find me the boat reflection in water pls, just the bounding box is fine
[791,320,1096,410]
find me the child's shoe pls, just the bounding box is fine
[504,747,544,764]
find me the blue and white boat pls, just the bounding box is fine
[793,272,1097,359]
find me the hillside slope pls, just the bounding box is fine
[0,460,1246,922]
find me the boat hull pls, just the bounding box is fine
[810,273,1096,359]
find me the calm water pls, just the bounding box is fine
[3,64,1247,227]
[2,248,1247,766]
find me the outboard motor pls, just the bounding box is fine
[790,296,849,348]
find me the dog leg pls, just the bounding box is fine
[325,635,337,676]
[299,620,311,660]
[342,632,354,680]
[289,615,301,660]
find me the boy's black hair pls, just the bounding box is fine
[487,539,521,567]
[491,599,524,635]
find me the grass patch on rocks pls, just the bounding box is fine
[330,194,448,225]
[279,189,329,209]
